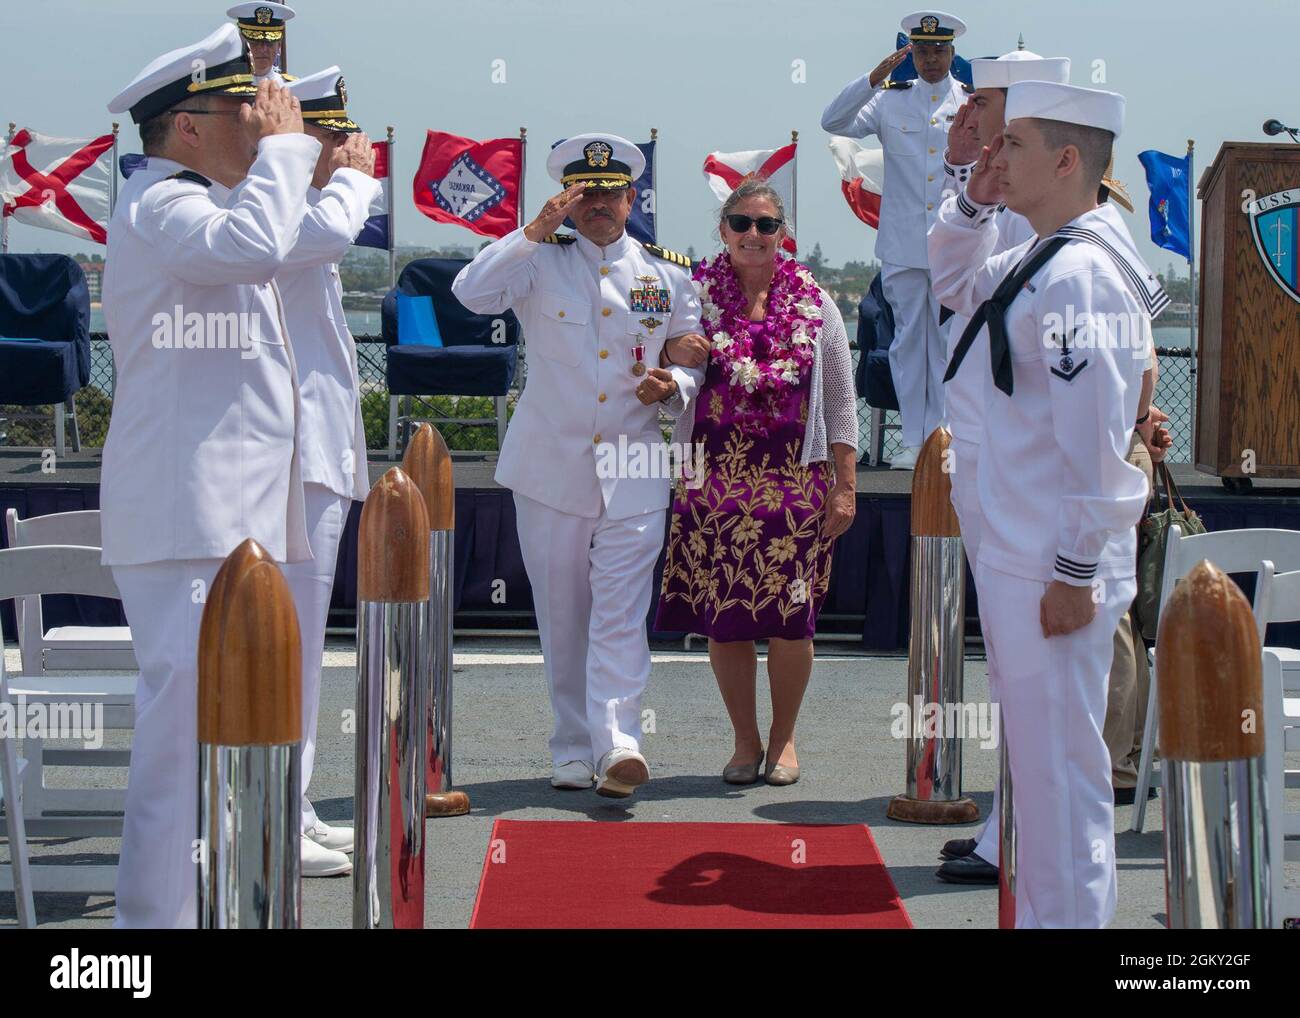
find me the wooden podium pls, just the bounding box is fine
[1197,143,1300,482]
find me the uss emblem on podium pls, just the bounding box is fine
[1248,187,1300,304]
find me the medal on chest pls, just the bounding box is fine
[630,274,671,314]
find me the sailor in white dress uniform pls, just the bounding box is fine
[103,24,317,927]
[821,10,969,467]
[929,82,1167,927]
[280,66,383,875]
[452,134,705,798]
[929,48,1071,884]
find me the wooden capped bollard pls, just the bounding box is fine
[1157,559,1270,928]
[403,423,469,819]
[886,428,978,825]
[353,467,431,930]
[197,538,302,929]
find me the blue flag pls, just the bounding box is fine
[890,33,973,87]
[551,137,656,244]
[1138,149,1191,260]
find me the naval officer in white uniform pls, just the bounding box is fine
[103,23,318,927]
[452,135,706,798]
[280,66,383,876]
[928,47,1071,887]
[930,82,1167,927]
[229,2,296,83]
[821,10,969,469]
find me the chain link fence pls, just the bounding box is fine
[1,335,1195,465]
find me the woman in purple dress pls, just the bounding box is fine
[655,179,858,786]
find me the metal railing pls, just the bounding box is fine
[1,336,1196,463]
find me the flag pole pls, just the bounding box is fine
[518,126,527,230]
[109,122,120,218]
[1,122,14,254]
[790,128,799,255]
[387,126,397,289]
[1186,138,1197,371]
[650,126,658,244]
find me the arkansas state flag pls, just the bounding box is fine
[1,129,114,244]
[827,136,885,229]
[702,143,796,252]
[354,139,391,249]
[413,131,522,240]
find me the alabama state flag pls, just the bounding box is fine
[412,131,522,240]
[1,129,114,244]
[702,143,797,253]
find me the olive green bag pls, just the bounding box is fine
[1133,463,1206,641]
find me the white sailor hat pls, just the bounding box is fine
[547,133,645,191]
[228,2,296,41]
[288,66,360,132]
[107,23,256,124]
[970,49,1070,90]
[901,10,966,43]
[1005,81,1125,138]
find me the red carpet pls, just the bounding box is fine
[470,820,912,929]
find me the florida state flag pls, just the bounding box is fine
[412,131,522,240]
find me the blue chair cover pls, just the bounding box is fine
[0,254,91,405]
[382,257,519,397]
[854,272,898,411]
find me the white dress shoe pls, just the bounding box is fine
[596,748,649,799]
[301,836,352,878]
[304,819,354,855]
[889,445,921,470]
[551,760,595,789]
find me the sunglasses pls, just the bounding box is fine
[725,214,784,236]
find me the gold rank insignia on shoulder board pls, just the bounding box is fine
[542,233,577,245]
[882,79,914,90]
[641,242,692,269]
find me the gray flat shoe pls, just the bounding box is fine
[723,750,765,785]
[764,761,800,786]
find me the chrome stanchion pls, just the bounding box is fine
[353,467,430,929]
[1158,559,1271,928]
[197,538,302,929]
[887,427,977,824]
[403,423,469,818]
[997,733,1016,929]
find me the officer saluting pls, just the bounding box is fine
[103,23,319,927]
[279,66,383,877]
[821,10,969,469]
[452,134,705,798]
[228,2,296,83]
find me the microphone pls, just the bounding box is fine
[1263,118,1300,141]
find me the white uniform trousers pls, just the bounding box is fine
[280,483,350,832]
[513,492,664,767]
[881,261,948,449]
[948,437,1001,866]
[111,557,224,929]
[976,560,1135,928]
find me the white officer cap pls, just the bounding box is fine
[547,134,645,191]
[1005,81,1125,138]
[228,2,296,41]
[107,23,257,124]
[901,11,967,43]
[288,66,361,132]
[970,49,1070,90]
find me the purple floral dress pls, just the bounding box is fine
[655,320,835,641]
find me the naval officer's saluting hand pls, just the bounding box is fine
[239,77,305,139]
[328,130,376,176]
[868,43,912,87]
[522,182,589,243]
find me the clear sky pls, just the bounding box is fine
[3,0,1296,276]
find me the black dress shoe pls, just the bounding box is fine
[1113,785,1159,805]
[939,837,978,861]
[936,854,999,885]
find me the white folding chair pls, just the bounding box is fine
[1253,561,1300,928]
[0,544,135,871]
[1132,526,1300,832]
[5,508,136,674]
[0,655,37,927]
